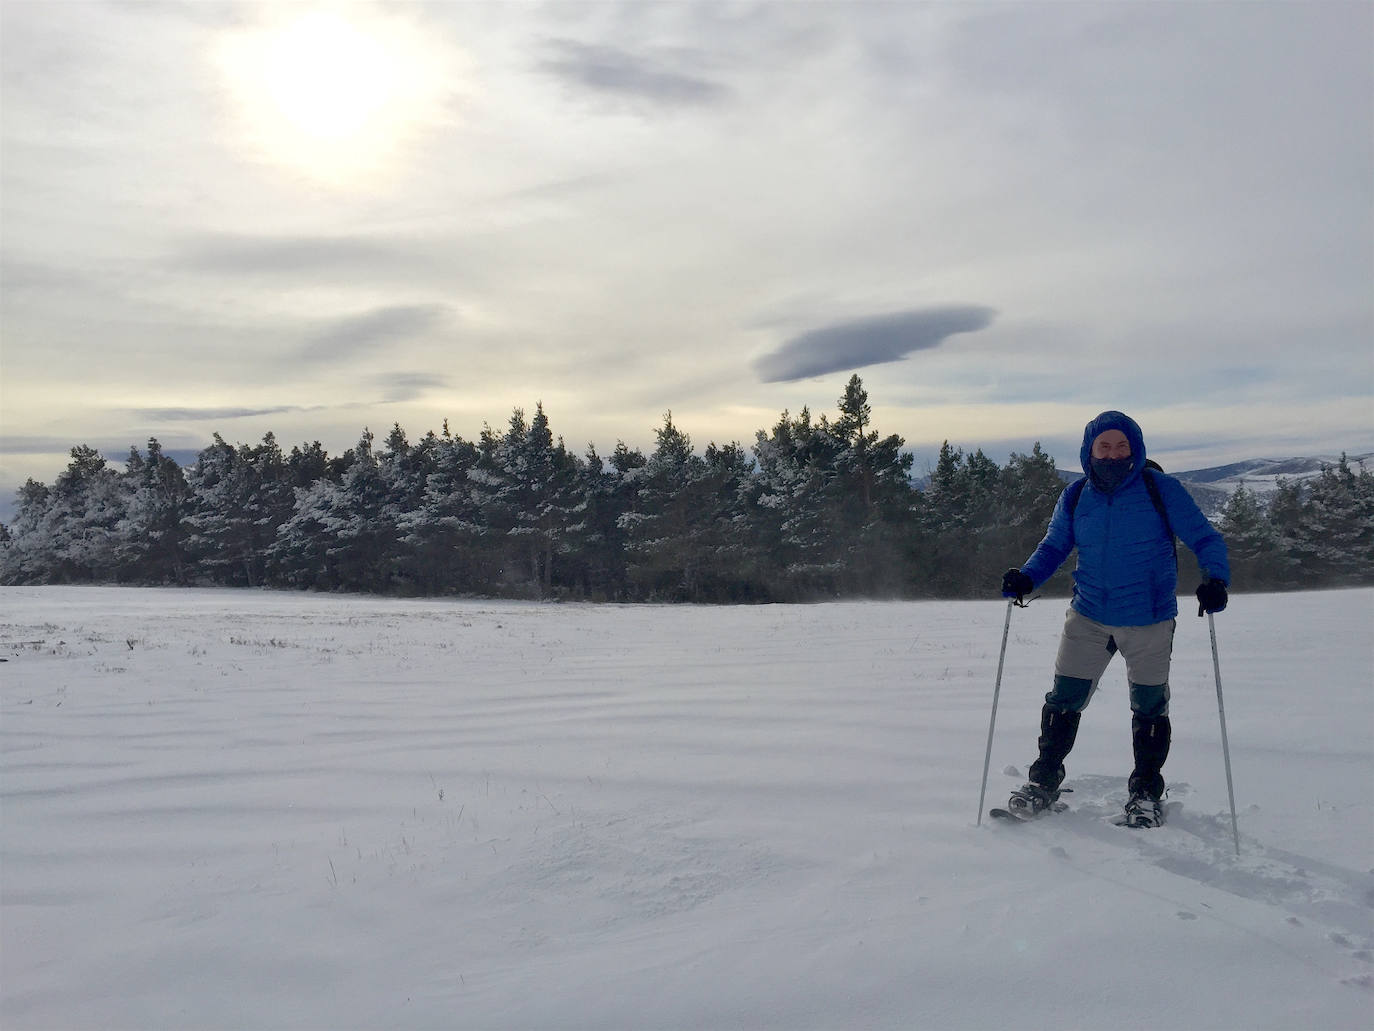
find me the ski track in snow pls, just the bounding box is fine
[989,777,1374,980]
[1,586,1371,1030]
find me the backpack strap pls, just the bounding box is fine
[1141,465,1174,541]
[1065,476,1088,523]
[1142,465,1178,569]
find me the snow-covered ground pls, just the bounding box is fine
[2,586,1371,1030]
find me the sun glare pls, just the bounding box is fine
[214,9,453,185]
[265,13,395,140]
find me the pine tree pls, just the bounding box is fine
[377,424,444,593]
[826,376,917,594]
[331,428,400,591]
[0,479,56,583]
[185,433,293,586]
[750,407,845,598]
[41,446,125,582]
[116,438,191,583]
[920,441,970,596]
[1218,485,1285,589]
[516,405,581,597]
[287,441,332,487]
[269,477,346,589]
[571,441,644,600]
[1300,455,1374,585]
[690,440,762,600]
[834,374,877,512]
[264,430,386,590]
[1265,478,1312,587]
[468,406,581,596]
[973,443,1068,594]
[622,412,732,600]
[396,431,488,594]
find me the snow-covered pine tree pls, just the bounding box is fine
[39,445,126,582]
[829,376,917,595]
[568,441,644,600]
[688,440,760,601]
[749,407,846,599]
[1269,475,1330,588]
[268,477,346,589]
[833,375,878,512]
[185,433,294,587]
[920,441,971,596]
[621,412,736,600]
[519,406,582,597]
[464,406,583,596]
[329,428,402,591]
[979,443,1066,594]
[1298,455,1374,585]
[396,428,488,594]
[115,438,190,583]
[0,478,57,583]
[1218,484,1287,589]
[376,424,442,593]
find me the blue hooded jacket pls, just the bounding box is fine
[1019,411,1230,626]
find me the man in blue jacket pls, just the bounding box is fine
[1000,411,1230,826]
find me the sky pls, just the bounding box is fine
[2,0,1371,511]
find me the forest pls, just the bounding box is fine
[3,377,1371,601]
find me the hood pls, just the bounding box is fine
[1079,410,1147,483]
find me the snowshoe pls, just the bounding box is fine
[990,783,1067,822]
[1113,792,1165,828]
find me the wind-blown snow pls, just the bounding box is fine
[2,587,1371,1030]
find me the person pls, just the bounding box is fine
[999,410,1230,826]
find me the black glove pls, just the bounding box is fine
[1002,568,1034,601]
[1196,578,1228,616]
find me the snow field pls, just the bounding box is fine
[2,586,1371,1029]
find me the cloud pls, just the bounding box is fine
[373,372,450,403]
[0,435,104,455]
[130,405,311,421]
[0,259,91,291]
[174,233,424,278]
[302,304,454,362]
[540,39,730,108]
[753,306,998,383]
[0,435,204,464]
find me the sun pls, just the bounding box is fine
[213,9,453,185]
[263,12,396,141]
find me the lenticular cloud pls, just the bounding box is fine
[754,305,996,383]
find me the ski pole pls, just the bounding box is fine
[977,598,1016,826]
[1208,612,1241,856]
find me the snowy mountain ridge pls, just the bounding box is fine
[1168,452,1373,516]
[909,451,1372,517]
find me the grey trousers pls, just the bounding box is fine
[1046,608,1175,718]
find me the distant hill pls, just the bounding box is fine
[912,453,1373,518]
[1171,453,1373,516]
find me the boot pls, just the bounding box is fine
[1128,714,1171,801]
[1027,706,1081,795]
[1121,792,1165,828]
[1006,782,1060,818]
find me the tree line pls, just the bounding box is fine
[2,377,1370,600]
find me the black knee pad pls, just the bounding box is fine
[1129,682,1170,719]
[1046,674,1093,713]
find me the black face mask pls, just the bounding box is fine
[1090,456,1134,493]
